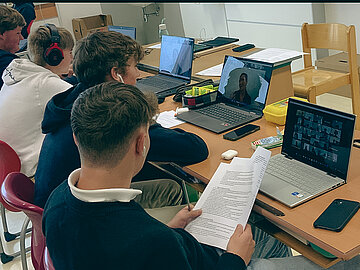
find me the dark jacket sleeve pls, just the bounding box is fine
[173,228,247,270]
[148,123,208,165]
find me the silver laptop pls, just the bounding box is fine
[260,98,356,208]
[176,55,273,133]
[136,35,194,98]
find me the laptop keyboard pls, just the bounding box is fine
[196,104,252,125]
[138,76,183,89]
[266,155,339,194]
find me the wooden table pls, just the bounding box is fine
[158,94,360,268]
[141,44,360,268]
[141,44,294,105]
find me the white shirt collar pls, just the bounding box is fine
[68,168,142,203]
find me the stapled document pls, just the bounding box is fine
[185,147,271,250]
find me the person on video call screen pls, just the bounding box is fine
[231,72,251,104]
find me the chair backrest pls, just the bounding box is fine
[1,172,48,270]
[0,140,21,212]
[301,23,356,68]
[301,23,360,127]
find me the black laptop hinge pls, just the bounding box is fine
[284,154,293,160]
[327,172,337,178]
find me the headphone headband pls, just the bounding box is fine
[45,23,60,44]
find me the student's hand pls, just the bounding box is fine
[226,224,255,265]
[167,205,202,229]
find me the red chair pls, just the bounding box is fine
[1,172,54,270]
[0,140,30,263]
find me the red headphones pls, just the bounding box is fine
[43,24,64,66]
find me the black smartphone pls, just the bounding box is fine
[313,199,360,232]
[223,124,260,141]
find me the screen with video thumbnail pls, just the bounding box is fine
[218,56,273,112]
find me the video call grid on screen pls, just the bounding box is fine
[218,56,273,110]
[282,99,356,180]
[159,35,194,82]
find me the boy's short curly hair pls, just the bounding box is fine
[0,5,25,34]
[71,82,155,168]
[73,31,144,87]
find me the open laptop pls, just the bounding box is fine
[108,25,136,40]
[136,35,194,98]
[176,55,273,133]
[260,98,356,208]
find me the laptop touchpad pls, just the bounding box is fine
[261,173,289,195]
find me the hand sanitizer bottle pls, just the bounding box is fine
[158,18,169,40]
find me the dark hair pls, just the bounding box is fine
[73,31,144,87]
[71,82,155,168]
[0,5,25,34]
[239,73,248,81]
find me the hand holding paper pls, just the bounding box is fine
[185,147,271,250]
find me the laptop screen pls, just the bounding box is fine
[159,35,194,82]
[108,26,136,40]
[218,56,273,113]
[282,98,356,180]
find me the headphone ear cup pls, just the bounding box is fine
[44,43,64,66]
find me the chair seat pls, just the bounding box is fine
[292,68,350,98]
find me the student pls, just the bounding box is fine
[0,5,25,88]
[13,1,36,39]
[34,31,208,208]
[0,24,73,177]
[42,82,278,269]
[13,1,36,52]
[43,81,360,270]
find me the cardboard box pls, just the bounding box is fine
[315,52,360,98]
[72,14,113,41]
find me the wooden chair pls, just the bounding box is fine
[292,23,360,129]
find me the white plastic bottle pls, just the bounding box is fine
[158,18,169,40]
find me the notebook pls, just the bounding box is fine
[193,43,213,53]
[136,35,194,98]
[260,98,356,208]
[198,36,239,47]
[176,55,273,133]
[108,25,136,40]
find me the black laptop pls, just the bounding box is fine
[176,56,274,133]
[108,25,136,40]
[136,35,194,98]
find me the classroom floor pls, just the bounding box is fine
[0,211,33,270]
[0,93,352,269]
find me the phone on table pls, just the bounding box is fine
[223,124,260,141]
[313,199,360,232]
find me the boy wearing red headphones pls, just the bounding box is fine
[0,24,74,178]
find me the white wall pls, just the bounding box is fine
[179,3,228,40]
[325,3,360,54]
[179,3,323,71]
[32,3,103,39]
[55,3,102,38]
